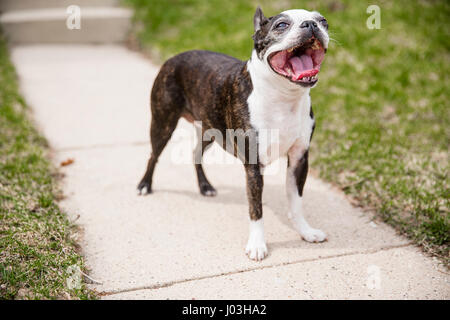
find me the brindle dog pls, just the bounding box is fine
[138,7,329,260]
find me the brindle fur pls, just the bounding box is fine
[287,104,314,197]
[137,50,266,219]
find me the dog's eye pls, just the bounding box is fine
[319,18,328,29]
[275,22,289,29]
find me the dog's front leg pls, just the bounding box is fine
[244,164,267,260]
[286,148,327,242]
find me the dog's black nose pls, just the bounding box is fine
[300,20,318,30]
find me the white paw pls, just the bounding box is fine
[245,240,268,261]
[299,227,327,243]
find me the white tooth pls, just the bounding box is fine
[312,40,320,50]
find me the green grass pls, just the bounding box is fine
[125,0,449,264]
[0,34,96,299]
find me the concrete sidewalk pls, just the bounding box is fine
[11,45,449,299]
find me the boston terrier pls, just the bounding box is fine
[138,7,329,260]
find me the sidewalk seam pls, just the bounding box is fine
[54,141,148,152]
[98,242,413,297]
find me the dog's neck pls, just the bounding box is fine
[246,50,310,110]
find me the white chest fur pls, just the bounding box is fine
[246,52,315,166]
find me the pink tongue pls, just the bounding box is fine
[289,54,316,80]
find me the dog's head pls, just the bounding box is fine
[252,7,329,87]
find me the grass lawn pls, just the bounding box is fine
[125,0,449,264]
[0,35,95,299]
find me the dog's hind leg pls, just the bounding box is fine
[193,126,217,196]
[137,113,180,194]
[137,78,183,194]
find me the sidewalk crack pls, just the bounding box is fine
[54,141,148,152]
[98,242,413,297]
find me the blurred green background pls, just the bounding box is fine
[124,0,449,263]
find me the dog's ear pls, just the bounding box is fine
[253,6,267,32]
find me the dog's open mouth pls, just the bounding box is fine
[268,37,326,85]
